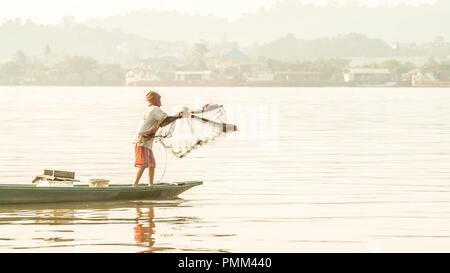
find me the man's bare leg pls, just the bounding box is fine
[134,166,147,187]
[148,167,155,186]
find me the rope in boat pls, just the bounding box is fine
[156,141,168,183]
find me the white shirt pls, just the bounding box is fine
[134,105,168,149]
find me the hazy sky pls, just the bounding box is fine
[0,0,438,24]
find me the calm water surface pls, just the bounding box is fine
[1,86,450,252]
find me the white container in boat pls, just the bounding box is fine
[36,179,74,187]
[89,179,110,187]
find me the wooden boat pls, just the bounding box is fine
[0,181,202,204]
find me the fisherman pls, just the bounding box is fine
[133,91,182,187]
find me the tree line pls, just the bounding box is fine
[0,50,124,85]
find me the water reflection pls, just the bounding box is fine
[0,200,187,252]
[34,209,76,225]
[134,207,156,251]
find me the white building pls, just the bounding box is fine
[344,68,392,83]
[125,65,160,86]
[175,71,211,81]
[246,71,275,82]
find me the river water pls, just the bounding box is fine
[1,86,450,252]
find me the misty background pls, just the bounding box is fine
[0,0,449,85]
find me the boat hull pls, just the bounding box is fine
[0,181,202,204]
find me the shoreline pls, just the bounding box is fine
[1,84,449,88]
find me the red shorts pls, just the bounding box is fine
[134,145,156,168]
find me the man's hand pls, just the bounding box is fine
[142,132,156,141]
[160,114,182,127]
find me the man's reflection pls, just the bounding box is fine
[134,207,156,250]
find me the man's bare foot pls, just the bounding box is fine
[148,183,153,187]
[133,183,139,187]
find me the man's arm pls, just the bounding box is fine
[159,114,181,127]
[142,112,183,140]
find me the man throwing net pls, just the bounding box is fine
[133,91,238,187]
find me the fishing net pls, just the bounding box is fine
[154,104,238,158]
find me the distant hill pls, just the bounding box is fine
[248,33,395,61]
[1,0,449,64]
[88,10,228,44]
[0,18,188,62]
[247,32,450,62]
[87,0,450,45]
